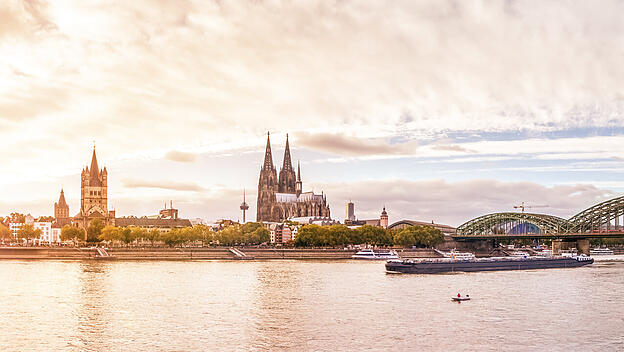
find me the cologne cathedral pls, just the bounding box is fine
[256,133,331,222]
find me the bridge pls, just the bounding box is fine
[454,195,624,254]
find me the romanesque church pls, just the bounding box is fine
[257,133,331,222]
[72,148,115,229]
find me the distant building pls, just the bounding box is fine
[256,133,331,222]
[8,223,22,238]
[344,207,389,228]
[159,201,179,219]
[54,189,72,227]
[266,223,298,244]
[73,147,115,231]
[388,220,456,236]
[54,189,70,220]
[289,216,338,226]
[345,201,355,222]
[34,222,61,244]
[114,217,192,232]
[115,203,191,232]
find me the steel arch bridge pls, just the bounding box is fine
[567,196,624,234]
[455,195,624,239]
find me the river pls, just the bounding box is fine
[0,258,623,351]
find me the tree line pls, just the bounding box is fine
[294,224,445,248]
[2,220,446,248]
[58,220,271,247]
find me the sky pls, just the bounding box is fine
[1,0,624,226]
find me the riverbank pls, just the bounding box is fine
[0,247,441,260]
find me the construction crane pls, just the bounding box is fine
[513,202,549,213]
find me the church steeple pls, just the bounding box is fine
[263,132,274,170]
[296,161,302,196]
[54,188,70,219]
[90,147,102,186]
[282,134,293,171]
[58,189,67,207]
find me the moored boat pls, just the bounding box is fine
[352,249,399,260]
[385,254,593,274]
[589,247,614,255]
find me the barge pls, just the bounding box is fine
[385,255,593,274]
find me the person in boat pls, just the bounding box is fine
[457,293,461,298]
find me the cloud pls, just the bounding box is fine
[430,145,475,153]
[121,179,206,192]
[295,132,418,156]
[164,150,198,163]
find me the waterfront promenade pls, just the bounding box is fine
[0,246,442,260]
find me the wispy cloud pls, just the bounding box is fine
[121,179,206,192]
[164,150,198,163]
[295,132,418,156]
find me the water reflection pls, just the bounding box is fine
[73,261,110,351]
[251,261,305,351]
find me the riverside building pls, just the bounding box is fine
[256,133,331,222]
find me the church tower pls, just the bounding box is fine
[54,189,69,219]
[257,132,278,222]
[80,147,108,218]
[278,134,297,193]
[295,161,302,196]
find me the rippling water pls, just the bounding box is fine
[1,258,623,352]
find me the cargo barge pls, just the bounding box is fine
[385,255,594,274]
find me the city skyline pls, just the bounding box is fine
[2,1,624,225]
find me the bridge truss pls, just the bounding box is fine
[456,195,624,239]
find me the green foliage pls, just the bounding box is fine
[393,225,445,248]
[61,226,84,242]
[17,224,42,241]
[86,219,105,243]
[0,224,11,240]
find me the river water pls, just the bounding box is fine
[1,258,623,352]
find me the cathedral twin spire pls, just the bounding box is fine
[262,132,299,194]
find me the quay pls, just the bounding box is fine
[0,247,441,260]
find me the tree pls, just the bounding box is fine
[0,224,13,241]
[249,227,270,244]
[328,225,351,247]
[99,226,120,243]
[87,219,105,243]
[393,228,416,247]
[17,224,42,243]
[61,226,84,243]
[146,229,161,246]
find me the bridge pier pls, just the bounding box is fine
[551,239,590,255]
[576,239,590,256]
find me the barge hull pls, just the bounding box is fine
[385,258,593,274]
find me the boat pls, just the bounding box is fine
[443,250,475,260]
[452,295,470,302]
[352,249,399,260]
[589,247,614,255]
[385,254,594,274]
[510,251,530,257]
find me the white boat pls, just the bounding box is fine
[443,250,475,261]
[589,247,614,255]
[510,251,530,257]
[351,249,399,260]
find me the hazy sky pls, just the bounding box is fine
[1,0,624,226]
